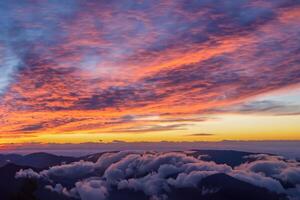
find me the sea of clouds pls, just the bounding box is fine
[15,151,300,200]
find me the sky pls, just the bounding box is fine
[0,0,300,147]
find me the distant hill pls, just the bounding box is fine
[0,153,77,168]
[0,150,257,169]
[190,149,255,167]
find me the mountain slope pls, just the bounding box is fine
[167,173,287,200]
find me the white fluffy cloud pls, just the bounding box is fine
[45,184,73,197]
[15,168,41,179]
[118,173,170,196]
[41,160,95,179]
[75,180,108,200]
[230,170,285,193]
[237,154,300,185]
[167,171,217,188]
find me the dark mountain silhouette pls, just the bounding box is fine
[0,163,74,200]
[0,154,23,167]
[165,173,288,200]
[9,179,38,200]
[190,149,255,167]
[197,173,287,200]
[0,163,39,200]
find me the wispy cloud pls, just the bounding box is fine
[111,124,189,133]
[186,133,215,137]
[207,100,300,116]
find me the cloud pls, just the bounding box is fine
[15,151,300,199]
[167,171,217,188]
[0,47,21,94]
[110,124,189,133]
[16,124,45,132]
[230,170,285,193]
[118,173,170,197]
[0,0,300,137]
[237,154,300,185]
[45,184,72,197]
[278,166,300,185]
[186,133,214,136]
[94,151,141,172]
[102,152,202,184]
[15,168,41,179]
[75,180,108,200]
[243,154,285,161]
[40,160,95,179]
[207,100,300,116]
[45,179,110,200]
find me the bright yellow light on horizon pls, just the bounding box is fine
[0,114,299,145]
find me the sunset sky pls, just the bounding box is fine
[0,0,300,146]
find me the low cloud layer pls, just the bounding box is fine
[15,151,300,200]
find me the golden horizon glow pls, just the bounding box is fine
[0,113,299,145]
